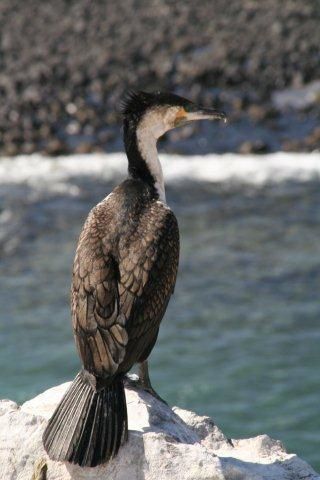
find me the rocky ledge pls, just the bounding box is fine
[0,380,319,480]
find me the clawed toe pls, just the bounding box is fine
[124,373,168,404]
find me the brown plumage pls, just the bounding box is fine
[72,179,179,378]
[43,90,225,468]
[43,179,179,467]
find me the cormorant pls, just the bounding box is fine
[43,91,226,467]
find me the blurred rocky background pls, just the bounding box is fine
[1,1,320,471]
[0,0,319,155]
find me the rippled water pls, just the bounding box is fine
[0,155,319,471]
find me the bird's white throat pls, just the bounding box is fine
[136,112,167,203]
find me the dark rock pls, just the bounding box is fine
[74,142,93,154]
[45,140,70,156]
[0,0,319,155]
[247,104,279,122]
[304,126,320,149]
[282,139,304,152]
[238,140,270,154]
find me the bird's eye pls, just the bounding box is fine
[184,103,197,113]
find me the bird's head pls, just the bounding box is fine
[121,90,227,140]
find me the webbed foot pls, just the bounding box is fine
[124,361,168,405]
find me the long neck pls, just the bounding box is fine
[123,118,166,203]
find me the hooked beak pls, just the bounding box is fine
[175,106,227,127]
[185,107,227,123]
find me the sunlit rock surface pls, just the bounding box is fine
[0,381,319,480]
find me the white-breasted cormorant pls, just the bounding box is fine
[43,91,226,467]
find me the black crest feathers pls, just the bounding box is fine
[120,90,190,118]
[120,90,153,116]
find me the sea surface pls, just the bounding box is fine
[0,153,319,471]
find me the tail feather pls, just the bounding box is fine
[43,371,128,467]
[61,380,91,460]
[44,373,86,454]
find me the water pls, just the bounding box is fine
[0,154,319,471]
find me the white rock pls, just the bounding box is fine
[0,382,319,480]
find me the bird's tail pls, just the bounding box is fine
[42,371,128,467]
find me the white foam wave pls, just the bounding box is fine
[0,152,319,190]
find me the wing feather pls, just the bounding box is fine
[72,198,179,378]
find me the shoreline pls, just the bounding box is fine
[0,152,319,188]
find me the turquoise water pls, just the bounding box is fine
[0,175,319,471]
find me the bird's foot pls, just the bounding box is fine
[123,373,140,389]
[139,360,168,405]
[124,373,168,405]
